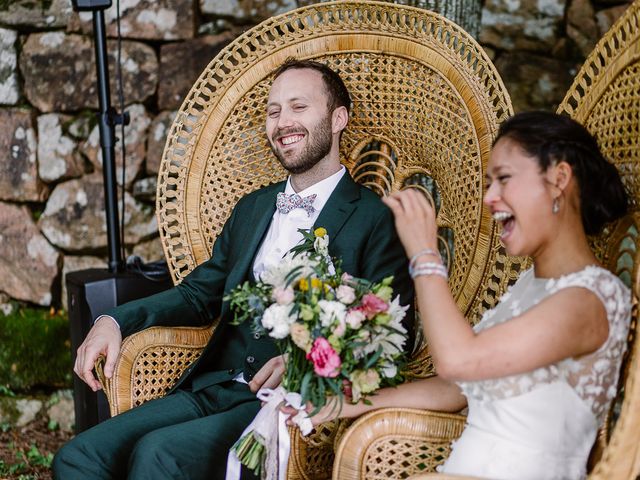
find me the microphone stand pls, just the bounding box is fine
[72,0,128,273]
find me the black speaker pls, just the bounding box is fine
[66,268,173,433]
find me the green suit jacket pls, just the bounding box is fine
[109,173,414,391]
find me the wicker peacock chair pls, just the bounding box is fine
[333,1,640,479]
[95,1,525,478]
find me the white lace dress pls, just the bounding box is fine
[440,266,631,480]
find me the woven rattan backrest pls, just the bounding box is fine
[156,1,523,338]
[557,2,640,477]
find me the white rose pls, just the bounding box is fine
[336,285,356,304]
[260,252,319,288]
[261,304,296,339]
[318,300,347,327]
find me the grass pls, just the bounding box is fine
[0,307,72,392]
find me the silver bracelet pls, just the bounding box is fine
[410,261,448,280]
[409,248,442,270]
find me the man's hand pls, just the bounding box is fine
[248,355,286,393]
[74,316,122,392]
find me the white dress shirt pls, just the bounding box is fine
[252,166,346,280]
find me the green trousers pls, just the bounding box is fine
[53,382,260,480]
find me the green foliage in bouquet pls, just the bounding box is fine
[227,227,409,413]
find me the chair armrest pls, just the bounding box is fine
[95,323,215,416]
[333,407,466,480]
[408,474,482,479]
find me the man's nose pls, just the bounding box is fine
[277,109,295,128]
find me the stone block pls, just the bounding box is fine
[480,0,566,52]
[83,104,150,188]
[567,0,598,57]
[0,108,47,202]
[133,176,157,202]
[38,174,157,252]
[46,390,75,432]
[596,3,632,37]
[0,202,61,306]
[132,236,166,263]
[158,33,234,110]
[69,0,195,40]
[37,113,85,184]
[147,110,177,175]
[0,28,19,105]
[61,255,106,310]
[20,33,157,112]
[200,0,297,20]
[0,0,72,28]
[495,52,578,112]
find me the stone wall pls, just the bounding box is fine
[0,0,633,309]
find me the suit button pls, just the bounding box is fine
[227,368,235,374]
[246,356,255,364]
[253,332,262,340]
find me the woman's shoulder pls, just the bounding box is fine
[544,265,629,299]
[544,265,631,323]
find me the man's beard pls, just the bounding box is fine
[270,114,333,175]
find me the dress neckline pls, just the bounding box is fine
[531,264,606,282]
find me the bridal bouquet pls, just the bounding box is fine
[225,227,409,480]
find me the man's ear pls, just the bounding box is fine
[331,106,349,134]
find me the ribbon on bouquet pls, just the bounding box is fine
[225,386,313,480]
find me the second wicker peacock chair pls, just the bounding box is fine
[333,1,640,479]
[95,1,524,478]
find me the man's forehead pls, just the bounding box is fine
[268,68,326,101]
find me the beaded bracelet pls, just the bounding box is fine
[409,248,442,270]
[410,261,448,280]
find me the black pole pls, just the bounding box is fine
[91,8,123,273]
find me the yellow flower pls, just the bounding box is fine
[311,278,323,290]
[299,278,309,291]
[314,227,327,238]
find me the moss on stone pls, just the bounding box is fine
[0,309,72,392]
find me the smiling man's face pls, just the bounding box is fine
[265,68,335,175]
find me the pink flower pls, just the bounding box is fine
[360,293,388,319]
[341,272,354,285]
[306,337,342,378]
[336,285,356,304]
[272,286,294,305]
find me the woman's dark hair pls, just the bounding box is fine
[272,58,351,114]
[494,111,628,235]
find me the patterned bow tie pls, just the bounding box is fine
[276,192,317,217]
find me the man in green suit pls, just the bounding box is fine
[53,59,414,480]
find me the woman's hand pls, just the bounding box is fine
[382,189,439,258]
[280,396,347,427]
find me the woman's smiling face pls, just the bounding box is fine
[484,137,558,257]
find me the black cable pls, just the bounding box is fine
[116,0,127,262]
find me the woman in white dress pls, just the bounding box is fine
[291,112,631,480]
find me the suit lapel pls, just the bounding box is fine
[313,173,360,241]
[225,173,360,288]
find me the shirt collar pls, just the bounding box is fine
[283,166,346,214]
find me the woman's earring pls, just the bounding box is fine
[552,197,560,214]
